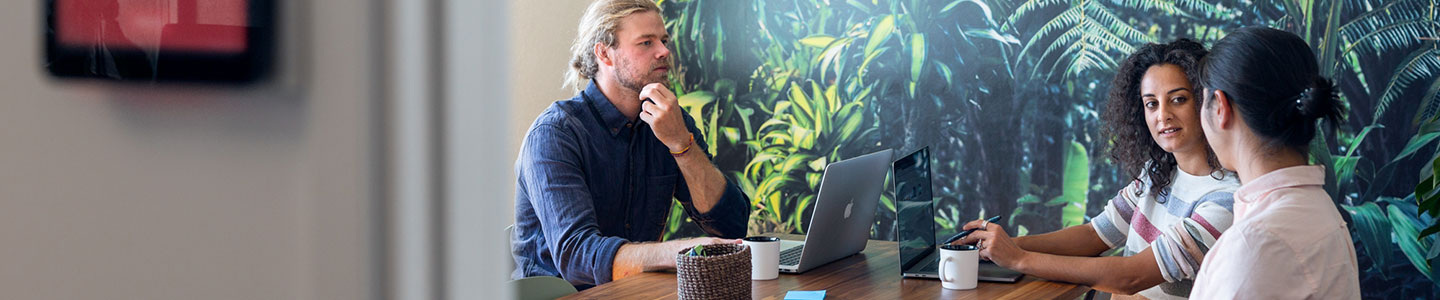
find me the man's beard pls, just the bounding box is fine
[616,56,669,93]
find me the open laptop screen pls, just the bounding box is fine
[894,147,936,270]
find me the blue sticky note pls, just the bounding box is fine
[784,290,826,300]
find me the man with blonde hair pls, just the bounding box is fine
[511,0,749,289]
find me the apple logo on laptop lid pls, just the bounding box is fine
[843,199,854,219]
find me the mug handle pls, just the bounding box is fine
[940,256,952,282]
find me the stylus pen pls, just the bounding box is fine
[941,215,1002,245]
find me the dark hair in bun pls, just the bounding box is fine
[1200,27,1346,153]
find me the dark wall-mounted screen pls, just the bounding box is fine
[45,0,273,82]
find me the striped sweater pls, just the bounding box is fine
[1090,168,1239,300]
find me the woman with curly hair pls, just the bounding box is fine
[951,39,1239,299]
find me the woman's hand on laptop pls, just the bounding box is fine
[952,219,1029,270]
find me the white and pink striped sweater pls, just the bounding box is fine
[1089,167,1239,300]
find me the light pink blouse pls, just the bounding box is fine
[1191,165,1361,299]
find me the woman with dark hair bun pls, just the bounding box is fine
[1192,27,1360,298]
[949,39,1239,299]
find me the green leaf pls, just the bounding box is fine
[1394,132,1440,164]
[1375,48,1440,121]
[963,29,1020,45]
[798,35,837,48]
[677,91,716,128]
[808,157,827,172]
[935,62,954,86]
[1388,203,1433,279]
[1334,156,1361,186]
[721,127,740,145]
[1342,124,1381,158]
[864,15,895,58]
[1418,176,1440,218]
[1016,194,1041,204]
[941,0,965,13]
[1059,140,1089,227]
[1347,202,1395,276]
[664,201,686,240]
[910,33,926,83]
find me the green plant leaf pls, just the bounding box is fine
[1335,156,1361,186]
[1059,140,1089,227]
[910,33,926,83]
[677,91,716,127]
[799,34,838,48]
[1347,202,1395,277]
[1343,124,1381,158]
[865,15,896,58]
[1375,48,1440,121]
[1388,202,1434,279]
[1394,132,1440,164]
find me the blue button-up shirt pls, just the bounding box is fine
[511,81,750,289]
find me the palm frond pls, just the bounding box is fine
[1115,0,1186,16]
[1418,78,1440,125]
[1007,0,1070,29]
[1338,0,1436,57]
[1173,0,1239,19]
[1015,0,1149,81]
[1375,48,1440,122]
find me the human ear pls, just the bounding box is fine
[1211,89,1233,130]
[594,43,613,67]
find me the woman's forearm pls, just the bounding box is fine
[1012,248,1166,295]
[1013,225,1112,257]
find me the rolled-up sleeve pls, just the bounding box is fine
[517,124,628,286]
[1152,191,1235,282]
[672,114,749,239]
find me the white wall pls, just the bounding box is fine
[0,1,381,299]
[0,0,521,298]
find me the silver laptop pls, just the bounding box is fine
[777,149,894,274]
[893,147,1024,282]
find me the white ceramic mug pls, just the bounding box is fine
[939,244,979,290]
[742,236,780,280]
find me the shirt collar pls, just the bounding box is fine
[582,80,638,137]
[1234,165,1326,204]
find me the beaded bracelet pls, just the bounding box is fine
[670,134,695,157]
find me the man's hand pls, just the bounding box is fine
[638,83,692,153]
[952,219,1029,270]
[658,237,741,268]
[613,237,740,281]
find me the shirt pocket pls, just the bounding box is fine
[645,174,679,237]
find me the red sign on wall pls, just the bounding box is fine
[46,0,272,82]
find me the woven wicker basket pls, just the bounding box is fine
[675,244,752,300]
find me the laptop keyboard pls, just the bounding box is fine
[780,245,804,265]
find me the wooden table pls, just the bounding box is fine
[563,235,1092,299]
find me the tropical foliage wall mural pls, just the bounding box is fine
[653,0,1439,297]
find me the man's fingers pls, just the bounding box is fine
[644,99,664,114]
[640,83,676,106]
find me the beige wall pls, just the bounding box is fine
[0,1,380,299]
[506,0,595,224]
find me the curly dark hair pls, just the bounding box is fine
[1101,38,1222,197]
